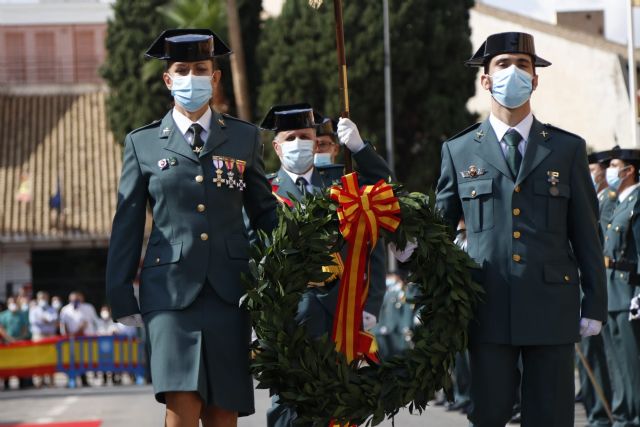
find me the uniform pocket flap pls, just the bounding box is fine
[226,236,249,260]
[544,263,578,284]
[143,241,182,267]
[459,179,492,200]
[534,181,570,198]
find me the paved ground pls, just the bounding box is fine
[0,375,588,426]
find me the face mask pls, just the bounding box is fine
[21,303,29,312]
[100,311,110,320]
[490,65,533,109]
[8,303,18,312]
[52,300,61,310]
[313,152,333,167]
[170,74,213,112]
[606,167,626,190]
[38,299,47,308]
[280,138,315,174]
[72,300,80,309]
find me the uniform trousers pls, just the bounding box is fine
[602,312,640,427]
[467,342,575,427]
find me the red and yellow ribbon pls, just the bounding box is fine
[329,173,400,363]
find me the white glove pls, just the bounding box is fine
[389,239,418,263]
[630,295,640,321]
[579,318,602,337]
[362,311,377,331]
[337,118,365,153]
[117,314,143,327]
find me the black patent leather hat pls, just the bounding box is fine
[145,29,231,61]
[260,103,316,132]
[465,32,551,67]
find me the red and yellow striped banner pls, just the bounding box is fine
[329,173,400,363]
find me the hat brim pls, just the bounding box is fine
[465,54,551,68]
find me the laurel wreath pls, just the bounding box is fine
[244,188,482,426]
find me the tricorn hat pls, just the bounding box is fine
[609,146,640,162]
[260,103,316,132]
[465,32,551,68]
[315,116,337,138]
[145,29,231,61]
[587,150,612,165]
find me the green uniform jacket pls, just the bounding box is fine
[602,186,640,312]
[106,110,277,320]
[270,144,393,317]
[598,188,617,239]
[435,118,607,345]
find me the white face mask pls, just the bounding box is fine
[100,311,110,320]
[52,300,62,310]
[8,303,18,312]
[280,138,315,174]
[38,299,47,308]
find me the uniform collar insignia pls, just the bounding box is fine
[475,129,485,139]
[540,130,549,139]
[161,127,171,137]
[217,117,226,127]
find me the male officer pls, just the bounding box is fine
[590,150,618,235]
[577,150,615,427]
[106,29,277,427]
[435,32,607,427]
[601,148,640,427]
[260,104,392,427]
[314,117,340,167]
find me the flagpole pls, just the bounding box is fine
[383,0,397,273]
[627,0,639,147]
[333,0,353,173]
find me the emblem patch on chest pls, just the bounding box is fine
[460,165,487,179]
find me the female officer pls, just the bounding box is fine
[105,29,277,427]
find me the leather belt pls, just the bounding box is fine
[604,256,637,272]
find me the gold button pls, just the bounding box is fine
[512,254,521,262]
[195,175,204,183]
[197,204,206,212]
[564,275,570,282]
[513,208,521,216]
[155,258,160,264]
[200,233,209,241]
[607,223,612,229]
[513,231,521,239]
[615,226,620,232]
[514,185,521,193]
[471,190,477,197]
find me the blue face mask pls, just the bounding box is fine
[490,65,533,109]
[170,74,213,112]
[313,152,333,167]
[606,166,626,190]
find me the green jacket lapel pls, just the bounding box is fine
[275,167,303,200]
[159,111,199,163]
[515,118,552,186]
[474,119,513,180]
[199,111,229,158]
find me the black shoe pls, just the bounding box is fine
[446,400,471,412]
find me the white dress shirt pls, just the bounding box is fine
[489,112,534,159]
[618,182,640,203]
[172,107,212,143]
[283,167,314,193]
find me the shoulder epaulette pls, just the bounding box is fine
[130,119,161,134]
[445,122,482,142]
[266,172,278,182]
[544,123,584,140]
[221,113,256,128]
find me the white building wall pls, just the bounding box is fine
[468,8,632,151]
[0,249,32,300]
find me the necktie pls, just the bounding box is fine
[503,130,522,179]
[295,177,308,196]
[188,123,204,154]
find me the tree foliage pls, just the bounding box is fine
[101,0,172,144]
[258,0,477,190]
